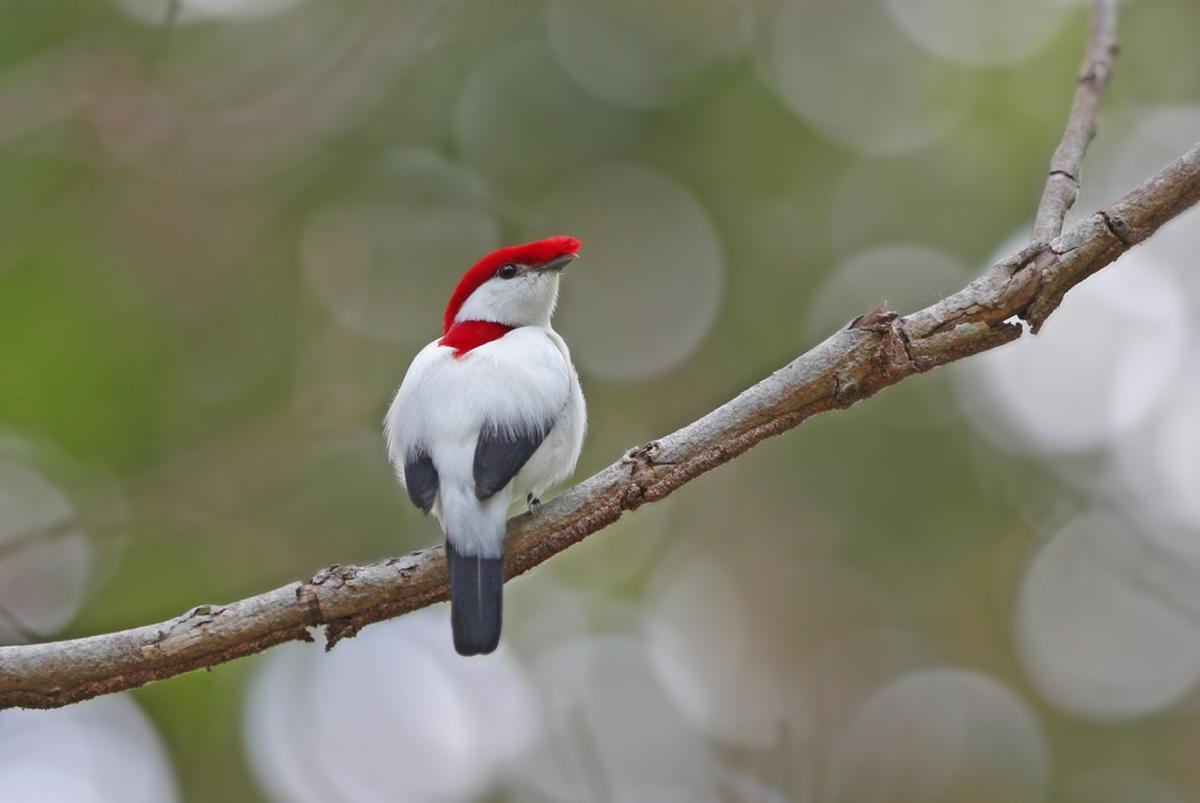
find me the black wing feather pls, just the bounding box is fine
[473,422,553,501]
[404,451,439,514]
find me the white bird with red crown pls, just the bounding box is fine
[385,236,587,655]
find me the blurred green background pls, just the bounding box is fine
[3,0,1200,801]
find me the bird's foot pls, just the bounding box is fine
[527,493,542,514]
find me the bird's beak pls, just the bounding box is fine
[532,253,578,273]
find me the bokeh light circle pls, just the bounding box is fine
[644,555,792,749]
[1083,107,1200,301]
[805,243,969,341]
[957,238,1189,455]
[0,455,93,641]
[114,0,303,25]
[544,0,754,109]
[800,629,940,780]
[528,162,724,381]
[881,0,1070,66]
[759,0,972,155]
[509,636,720,802]
[828,667,1048,802]
[1016,509,1200,719]
[301,149,498,345]
[1114,362,1200,537]
[455,40,640,196]
[0,695,179,802]
[245,609,536,803]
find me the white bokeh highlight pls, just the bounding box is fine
[1016,509,1200,720]
[805,243,969,341]
[0,695,179,802]
[881,0,1070,66]
[801,629,940,792]
[508,636,722,802]
[114,0,304,25]
[244,609,536,803]
[957,238,1189,455]
[1114,361,1200,537]
[644,555,792,749]
[529,162,724,381]
[544,0,754,109]
[1085,107,1200,214]
[0,456,93,641]
[1082,108,1200,301]
[455,41,640,195]
[759,0,971,155]
[302,150,498,345]
[828,668,1048,803]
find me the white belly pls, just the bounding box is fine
[386,325,587,553]
[509,369,586,504]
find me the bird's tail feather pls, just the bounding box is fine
[446,539,503,656]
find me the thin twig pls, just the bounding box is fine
[1031,0,1119,243]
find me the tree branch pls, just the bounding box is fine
[2,143,1197,710]
[1032,0,1119,243]
[4,3,1199,711]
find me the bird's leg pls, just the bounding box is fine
[527,492,542,514]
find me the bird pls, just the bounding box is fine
[384,235,587,655]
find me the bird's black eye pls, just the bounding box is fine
[497,263,519,280]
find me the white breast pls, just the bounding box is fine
[385,326,587,552]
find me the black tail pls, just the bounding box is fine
[446,540,503,655]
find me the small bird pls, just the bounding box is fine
[385,236,587,655]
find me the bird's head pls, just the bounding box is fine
[443,235,581,333]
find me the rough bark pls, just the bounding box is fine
[1032,0,1118,243]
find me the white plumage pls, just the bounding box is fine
[384,325,586,557]
[383,236,586,654]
